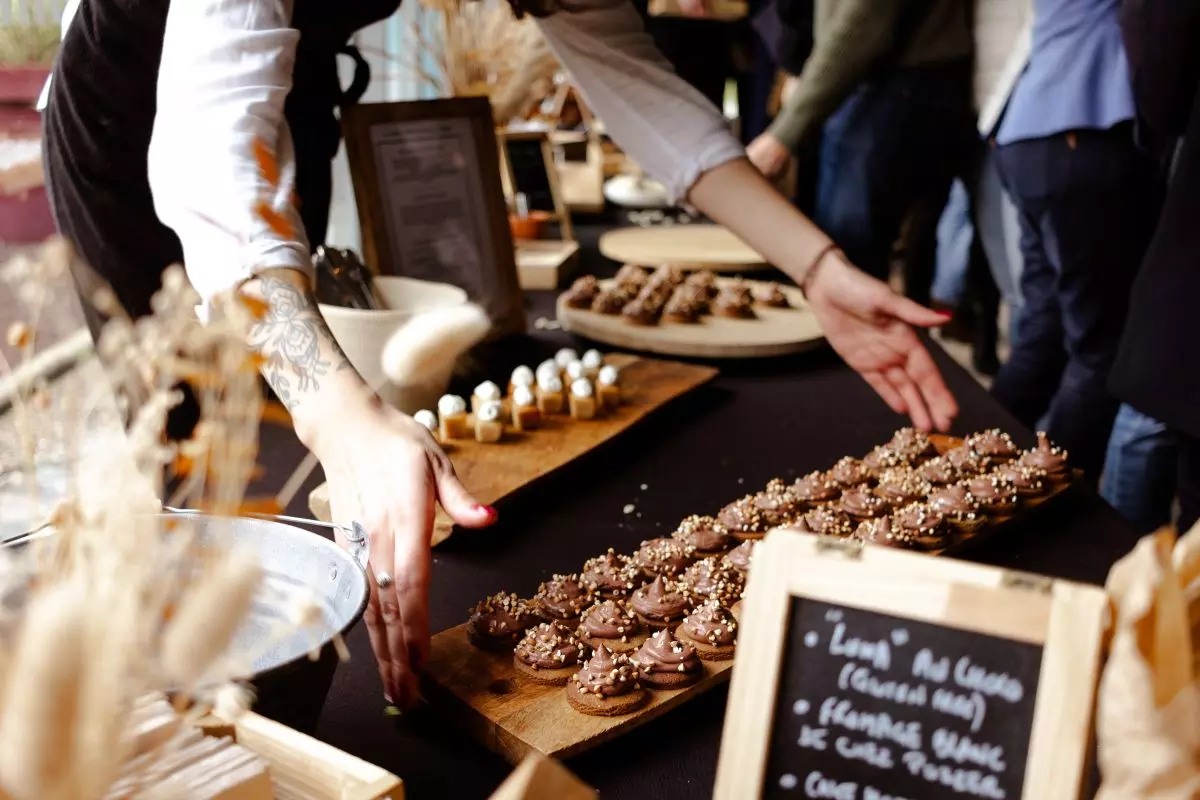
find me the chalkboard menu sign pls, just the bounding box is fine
[763,598,1042,800]
[714,531,1109,800]
[504,135,556,214]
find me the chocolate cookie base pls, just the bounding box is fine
[580,631,647,654]
[638,665,704,689]
[467,625,522,653]
[728,529,766,542]
[676,627,736,661]
[634,611,686,631]
[730,600,743,623]
[566,684,649,716]
[513,656,580,686]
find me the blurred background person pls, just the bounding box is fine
[985,0,1164,481]
[1110,0,1200,532]
[745,1,975,307]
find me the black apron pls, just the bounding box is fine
[42,0,401,339]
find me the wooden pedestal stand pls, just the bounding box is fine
[498,129,580,290]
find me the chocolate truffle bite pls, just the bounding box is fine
[891,502,954,551]
[963,474,1019,519]
[717,495,767,540]
[632,628,704,688]
[966,428,1020,462]
[566,645,648,716]
[684,269,718,298]
[630,576,690,630]
[875,468,932,510]
[712,286,756,318]
[887,427,938,462]
[753,281,790,308]
[722,539,756,576]
[791,470,842,507]
[467,592,540,652]
[838,486,889,521]
[513,622,587,685]
[663,287,706,323]
[1018,431,1071,486]
[679,557,745,609]
[562,275,599,309]
[591,285,629,314]
[621,296,660,326]
[994,462,1049,500]
[928,484,985,535]
[671,514,734,555]
[576,599,647,654]
[677,598,738,661]
[615,264,649,291]
[581,549,638,598]
[534,574,595,623]
[633,537,696,580]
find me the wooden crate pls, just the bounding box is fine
[198,712,404,800]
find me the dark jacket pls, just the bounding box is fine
[1109,0,1200,439]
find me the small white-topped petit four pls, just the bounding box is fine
[568,378,597,420]
[537,370,564,391]
[596,365,621,409]
[510,365,535,388]
[597,365,620,386]
[413,409,438,433]
[438,394,467,415]
[472,380,502,412]
[565,360,586,381]
[513,385,536,407]
[475,400,504,443]
[582,349,604,373]
[535,373,565,415]
[555,348,579,368]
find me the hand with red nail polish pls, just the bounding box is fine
[312,393,495,708]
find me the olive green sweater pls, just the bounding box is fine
[768,0,973,150]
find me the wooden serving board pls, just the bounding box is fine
[598,225,769,272]
[423,624,734,764]
[557,278,825,359]
[309,355,718,543]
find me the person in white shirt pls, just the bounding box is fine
[42,0,957,709]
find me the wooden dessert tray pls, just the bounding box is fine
[309,354,719,543]
[424,625,733,764]
[422,434,1079,765]
[557,278,825,359]
[597,225,769,272]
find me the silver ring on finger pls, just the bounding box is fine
[374,571,395,591]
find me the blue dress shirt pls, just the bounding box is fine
[995,0,1136,145]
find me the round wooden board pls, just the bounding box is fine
[557,279,825,358]
[598,224,770,272]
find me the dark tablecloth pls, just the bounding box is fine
[266,221,1136,799]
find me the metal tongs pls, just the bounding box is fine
[312,246,383,310]
[4,507,372,571]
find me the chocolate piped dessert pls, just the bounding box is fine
[754,282,790,308]
[633,537,696,580]
[566,645,648,716]
[722,540,756,576]
[679,557,744,609]
[513,622,587,685]
[581,549,638,598]
[966,428,1020,462]
[677,598,737,661]
[562,275,599,309]
[630,576,690,629]
[928,484,984,534]
[534,574,594,623]
[467,591,539,651]
[891,502,954,551]
[717,495,766,540]
[1018,431,1071,486]
[576,599,647,654]
[671,515,734,555]
[632,628,704,689]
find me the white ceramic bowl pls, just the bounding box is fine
[319,276,468,414]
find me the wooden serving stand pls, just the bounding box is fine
[597,225,768,272]
[309,355,719,544]
[557,278,825,359]
[424,625,734,764]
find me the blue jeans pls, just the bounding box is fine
[991,127,1162,479]
[1101,404,1178,533]
[815,59,974,302]
[931,178,972,306]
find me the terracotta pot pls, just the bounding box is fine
[509,211,551,241]
[0,65,51,105]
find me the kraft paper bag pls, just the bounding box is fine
[1097,523,1200,799]
[488,753,596,800]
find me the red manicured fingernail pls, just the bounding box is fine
[476,504,498,523]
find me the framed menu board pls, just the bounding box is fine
[715,530,1108,800]
[342,98,525,335]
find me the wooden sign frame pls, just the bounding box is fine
[497,129,580,290]
[342,97,525,335]
[714,529,1109,800]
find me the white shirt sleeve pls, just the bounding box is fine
[535,0,745,202]
[147,0,312,307]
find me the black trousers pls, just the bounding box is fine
[991,125,1164,480]
[1178,432,1200,533]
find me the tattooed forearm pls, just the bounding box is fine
[245,275,352,409]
